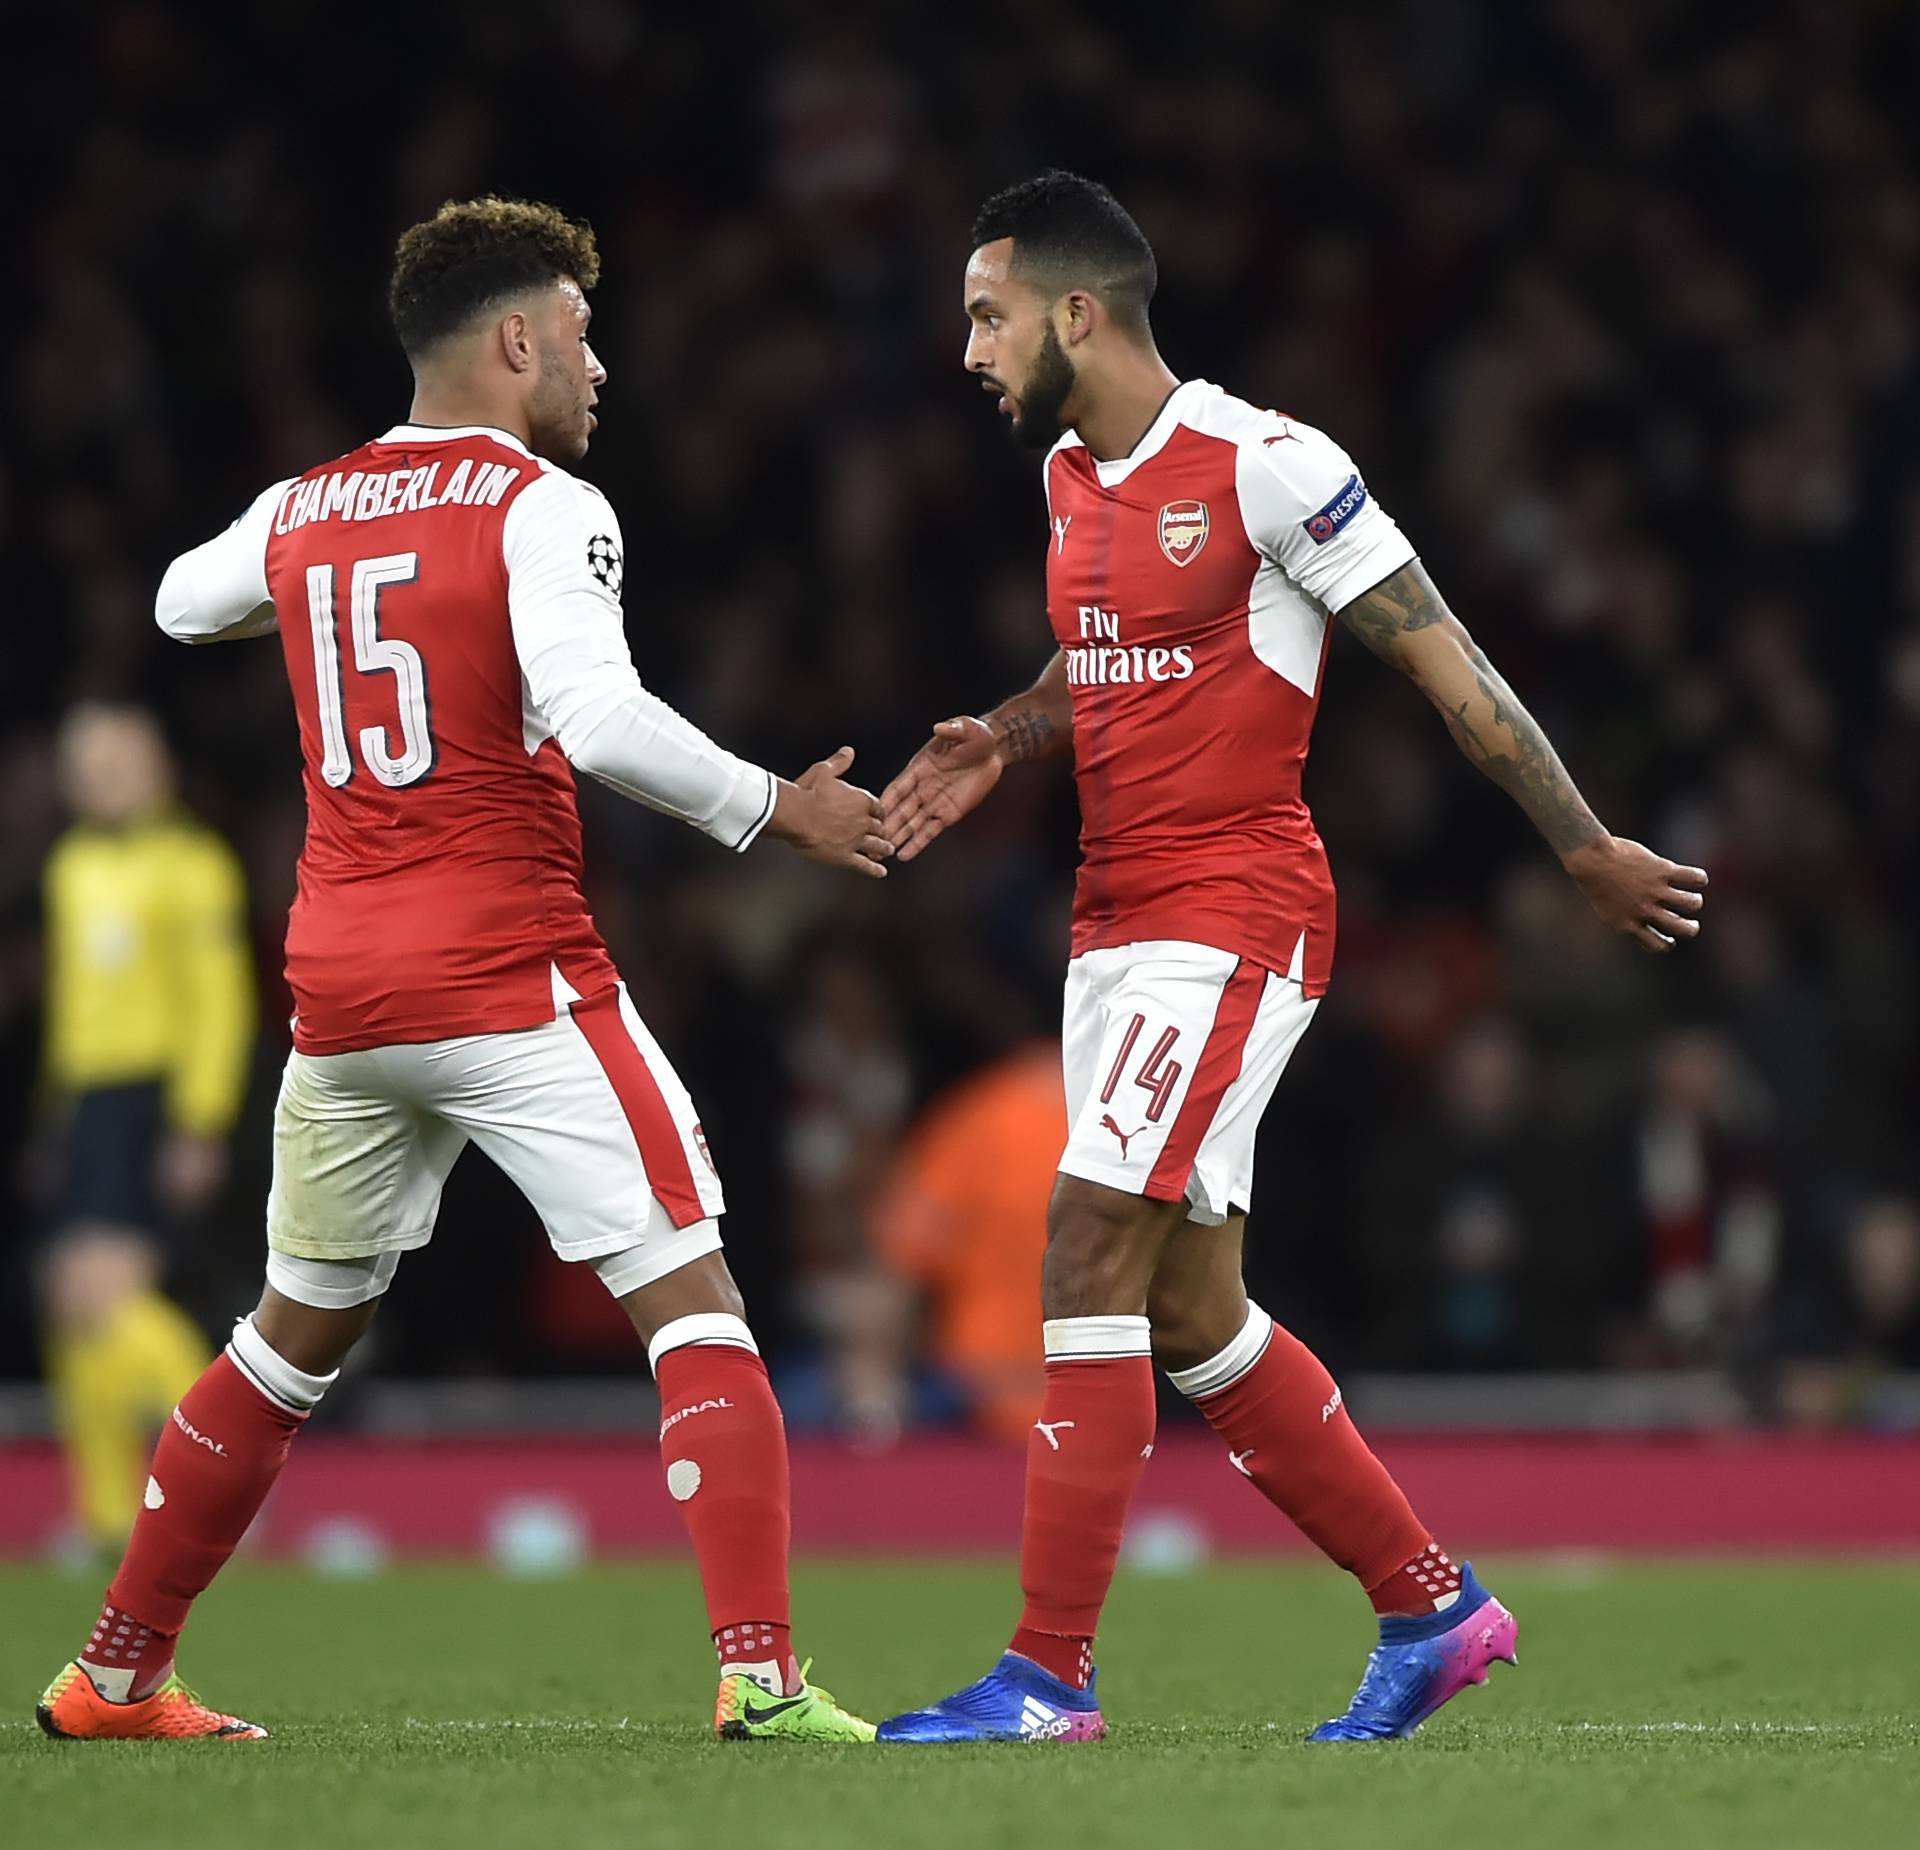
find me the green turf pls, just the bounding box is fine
[4,1559,1917,1850]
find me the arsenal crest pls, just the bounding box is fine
[1157,500,1209,568]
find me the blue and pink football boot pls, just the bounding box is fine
[1308,1561,1518,1741]
[879,1563,1515,1745]
[877,1652,1105,1744]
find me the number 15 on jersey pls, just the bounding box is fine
[305,551,435,789]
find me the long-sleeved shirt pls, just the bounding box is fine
[155,423,777,1054]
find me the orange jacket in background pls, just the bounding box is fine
[871,1041,1066,1441]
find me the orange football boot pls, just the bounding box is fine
[36,1663,268,1740]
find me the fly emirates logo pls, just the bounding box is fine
[1065,604,1195,687]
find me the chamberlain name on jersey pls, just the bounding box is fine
[1042,380,1417,995]
[154,424,777,1056]
[273,458,524,531]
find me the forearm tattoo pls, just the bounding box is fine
[1342,564,1604,859]
[1437,649,1604,857]
[998,708,1058,763]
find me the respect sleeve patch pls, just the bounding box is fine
[1302,474,1369,544]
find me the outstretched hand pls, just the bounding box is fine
[880,717,1004,862]
[1564,836,1708,953]
[769,746,893,878]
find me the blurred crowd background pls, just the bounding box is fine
[4,0,1917,1442]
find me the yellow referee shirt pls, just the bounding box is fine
[42,811,255,1137]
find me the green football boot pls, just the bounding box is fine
[714,1659,876,1743]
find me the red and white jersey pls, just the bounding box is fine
[156,424,775,1056]
[1043,380,1416,994]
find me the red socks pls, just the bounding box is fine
[79,1311,808,1704]
[1002,1304,1452,1685]
[1008,1316,1156,1690]
[83,1343,315,1699]
[1369,1540,1463,1616]
[651,1323,795,1690]
[80,1605,173,1703]
[1171,1304,1444,1607]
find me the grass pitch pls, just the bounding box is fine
[3,1559,1916,1850]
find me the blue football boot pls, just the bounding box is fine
[1308,1562,1518,1741]
[877,1652,1106,1744]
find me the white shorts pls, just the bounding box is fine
[1059,940,1319,1227]
[264,983,725,1294]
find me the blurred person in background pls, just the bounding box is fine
[783,942,914,1303]
[829,1038,1063,1445]
[37,703,253,1559]
[775,940,913,1430]
[1777,1196,1920,1428]
[1623,1025,1781,1372]
[1361,1017,1559,1371]
[1842,1198,1920,1371]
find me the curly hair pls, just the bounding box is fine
[388,195,601,359]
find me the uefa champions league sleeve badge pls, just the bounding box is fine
[586,533,624,598]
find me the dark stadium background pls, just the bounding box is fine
[2,0,1917,1484]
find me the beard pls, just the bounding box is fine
[1008,322,1076,452]
[529,349,590,462]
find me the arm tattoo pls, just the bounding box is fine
[1340,562,1604,859]
[986,651,1072,764]
[1435,646,1605,858]
[998,708,1057,764]
[1337,561,1450,663]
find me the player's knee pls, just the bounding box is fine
[1145,1269,1199,1366]
[1147,1272,1247,1374]
[1043,1176,1176,1318]
[615,1246,748,1353]
[252,1267,385,1376]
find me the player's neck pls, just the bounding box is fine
[405,384,532,448]
[1068,353,1182,463]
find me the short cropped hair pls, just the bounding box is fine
[388,196,601,359]
[971,171,1157,333]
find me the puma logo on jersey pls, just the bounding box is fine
[1099,1114,1142,1160]
[1321,1386,1343,1423]
[1229,1448,1256,1477]
[1263,421,1301,445]
[1034,1419,1077,1451]
[1053,514,1073,555]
